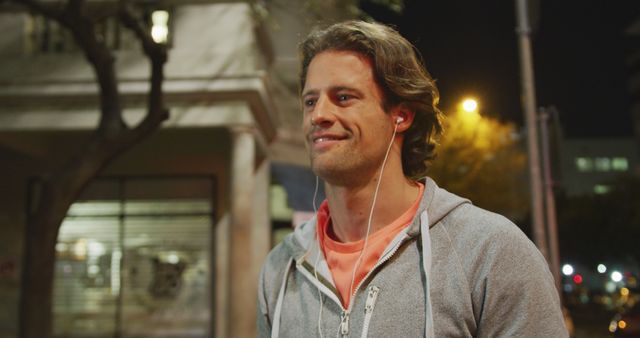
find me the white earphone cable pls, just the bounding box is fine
[312,175,325,338]
[314,118,401,337]
[346,120,399,307]
[313,175,320,214]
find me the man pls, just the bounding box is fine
[258,20,568,337]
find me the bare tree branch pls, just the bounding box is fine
[118,2,169,128]
[7,1,123,135]
[61,7,124,136]
[11,0,63,19]
[67,0,84,11]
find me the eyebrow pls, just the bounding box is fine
[301,89,319,98]
[301,86,363,98]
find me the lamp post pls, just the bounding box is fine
[515,0,548,262]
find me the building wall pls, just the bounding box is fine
[0,148,34,338]
[0,3,266,82]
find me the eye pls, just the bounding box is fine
[337,94,352,102]
[303,97,317,108]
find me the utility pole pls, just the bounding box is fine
[539,107,562,294]
[515,0,548,260]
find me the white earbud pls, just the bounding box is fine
[396,116,404,124]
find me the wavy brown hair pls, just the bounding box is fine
[299,20,443,179]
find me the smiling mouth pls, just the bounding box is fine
[313,136,343,143]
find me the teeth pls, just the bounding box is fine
[313,136,344,143]
[315,137,335,143]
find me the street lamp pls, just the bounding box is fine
[462,98,478,113]
[457,97,481,126]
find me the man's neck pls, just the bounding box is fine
[324,168,420,243]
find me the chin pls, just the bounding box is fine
[311,161,337,179]
[312,164,367,187]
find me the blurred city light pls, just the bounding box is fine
[611,271,623,282]
[621,287,630,296]
[597,264,607,273]
[619,320,627,329]
[87,241,105,257]
[562,264,574,276]
[167,252,180,264]
[573,274,583,284]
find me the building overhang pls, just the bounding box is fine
[0,73,279,142]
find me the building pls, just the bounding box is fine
[550,15,640,197]
[0,1,356,337]
[557,137,638,196]
[626,15,640,160]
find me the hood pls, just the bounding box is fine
[282,177,470,260]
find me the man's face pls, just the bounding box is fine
[301,50,395,186]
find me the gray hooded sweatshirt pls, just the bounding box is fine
[257,178,568,338]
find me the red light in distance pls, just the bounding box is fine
[573,274,583,284]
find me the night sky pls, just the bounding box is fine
[362,0,640,138]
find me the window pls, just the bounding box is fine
[26,15,74,54]
[45,176,216,337]
[594,184,611,194]
[575,157,593,172]
[26,14,122,54]
[612,157,629,171]
[594,157,611,172]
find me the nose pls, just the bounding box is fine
[310,96,336,128]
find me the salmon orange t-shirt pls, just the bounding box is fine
[315,183,424,308]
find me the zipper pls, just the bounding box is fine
[341,233,409,337]
[296,261,343,307]
[348,232,409,304]
[340,310,350,338]
[360,285,380,338]
[297,231,412,337]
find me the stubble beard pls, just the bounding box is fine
[309,147,383,188]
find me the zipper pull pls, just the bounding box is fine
[340,310,350,337]
[364,286,380,314]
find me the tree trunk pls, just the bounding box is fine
[20,183,77,338]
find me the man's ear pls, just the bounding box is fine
[392,107,415,133]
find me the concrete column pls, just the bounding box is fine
[228,126,269,338]
[214,213,230,338]
[252,155,271,282]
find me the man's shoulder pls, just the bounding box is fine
[262,235,294,277]
[434,202,547,279]
[259,239,293,302]
[260,219,316,288]
[439,202,530,247]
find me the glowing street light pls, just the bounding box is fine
[611,271,623,282]
[462,98,478,113]
[597,264,607,274]
[151,10,170,44]
[561,264,574,276]
[457,97,481,126]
